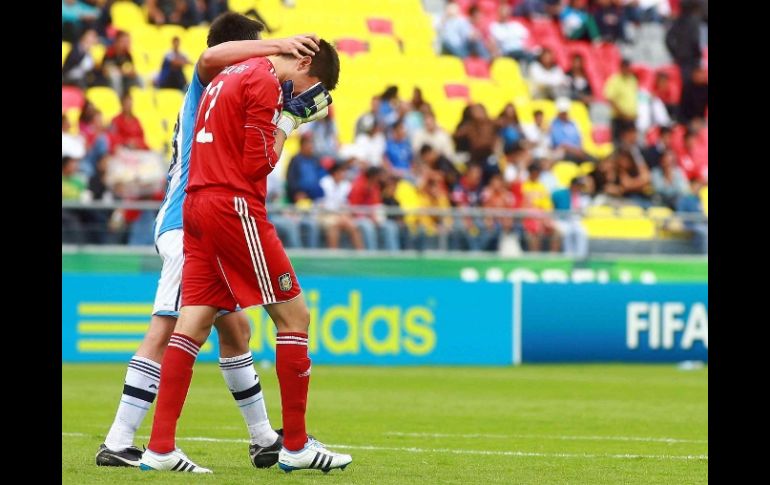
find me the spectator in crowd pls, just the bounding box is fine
[642,125,673,169]
[286,134,326,203]
[528,48,568,100]
[676,177,707,254]
[617,124,647,167]
[665,0,704,87]
[604,58,639,143]
[62,28,100,88]
[521,161,560,252]
[495,103,524,151]
[384,118,414,177]
[499,142,530,185]
[593,0,628,43]
[565,54,593,105]
[550,97,594,164]
[351,113,386,168]
[468,5,495,60]
[652,71,678,119]
[380,174,408,248]
[523,109,553,159]
[418,144,461,189]
[676,128,708,181]
[636,77,673,136]
[449,163,487,250]
[632,0,672,23]
[560,0,600,41]
[348,166,400,251]
[679,67,708,124]
[319,163,365,250]
[201,0,229,23]
[303,108,340,159]
[480,172,521,251]
[62,115,86,163]
[101,30,140,96]
[62,156,88,244]
[651,149,690,209]
[615,148,652,206]
[404,89,431,137]
[78,103,111,176]
[62,0,100,43]
[489,4,532,64]
[356,96,380,137]
[413,171,452,250]
[551,176,591,258]
[110,92,149,151]
[376,85,401,128]
[411,110,457,163]
[439,2,490,60]
[589,155,623,204]
[147,0,201,27]
[515,0,562,19]
[82,155,118,244]
[453,104,497,165]
[156,36,191,90]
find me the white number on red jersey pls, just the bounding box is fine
[195,80,224,144]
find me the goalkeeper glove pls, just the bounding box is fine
[277,80,332,137]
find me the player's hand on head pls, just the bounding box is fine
[276,34,320,59]
[277,82,332,136]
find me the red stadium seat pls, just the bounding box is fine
[444,83,470,100]
[593,42,621,81]
[592,125,611,145]
[366,18,394,35]
[528,18,562,45]
[656,64,682,103]
[631,64,655,92]
[463,56,491,78]
[335,38,369,57]
[62,86,85,112]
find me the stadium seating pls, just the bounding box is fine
[62,86,85,112]
[110,1,146,32]
[62,41,71,66]
[86,86,121,121]
[552,161,580,188]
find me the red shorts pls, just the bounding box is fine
[181,192,301,312]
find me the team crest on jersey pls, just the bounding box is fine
[278,273,292,292]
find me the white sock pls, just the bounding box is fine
[104,356,160,451]
[220,352,278,447]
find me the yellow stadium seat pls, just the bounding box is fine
[90,43,106,65]
[584,140,614,159]
[586,205,614,217]
[490,57,524,87]
[618,205,644,217]
[468,79,509,117]
[62,41,71,66]
[155,89,185,131]
[434,55,466,79]
[579,161,594,175]
[158,25,186,47]
[229,0,257,13]
[366,36,401,57]
[86,87,121,121]
[183,64,195,84]
[432,98,468,133]
[111,1,147,32]
[552,161,579,188]
[183,25,209,61]
[699,186,708,215]
[129,86,156,114]
[64,108,81,134]
[647,206,673,220]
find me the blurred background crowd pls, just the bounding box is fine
[62,0,708,256]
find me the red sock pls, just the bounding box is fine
[147,333,201,454]
[276,332,311,451]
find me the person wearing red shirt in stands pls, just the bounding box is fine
[110,92,149,151]
[348,166,400,251]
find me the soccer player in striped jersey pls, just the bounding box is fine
[95,13,321,471]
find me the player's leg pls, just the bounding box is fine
[140,304,218,473]
[264,297,352,473]
[97,229,184,467]
[214,310,282,467]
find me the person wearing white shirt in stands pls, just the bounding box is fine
[319,162,365,249]
[528,47,568,100]
[489,4,532,63]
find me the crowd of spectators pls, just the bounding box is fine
[63,0,708,255]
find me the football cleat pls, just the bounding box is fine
[139,448,212,473]
[278,438,352,473]
[95,443,143,467]
[250,433,283,468]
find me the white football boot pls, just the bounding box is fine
[139,447,212,473]
[278,438,352,473]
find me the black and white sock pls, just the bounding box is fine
[220,352,278,447]
[104,356,160,451]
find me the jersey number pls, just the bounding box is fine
[195,80,224,144]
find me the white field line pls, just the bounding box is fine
[62,432,707,461]
[384,431,708,445]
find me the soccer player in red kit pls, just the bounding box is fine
[140,40,352,474]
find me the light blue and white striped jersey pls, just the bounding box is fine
[153,68,206,241]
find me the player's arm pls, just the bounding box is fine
[197,35,320,84]
[274,82,332,158]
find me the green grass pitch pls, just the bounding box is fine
[63,364,707,484]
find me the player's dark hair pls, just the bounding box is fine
[207,12,264,47]
[308,39,341,91]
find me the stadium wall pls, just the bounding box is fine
[62,253,707,364]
